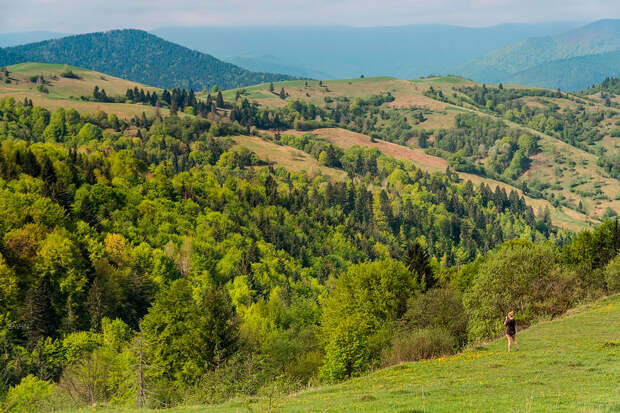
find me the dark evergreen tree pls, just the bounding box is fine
[404,242,434,291]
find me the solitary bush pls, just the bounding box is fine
[381,327,457,366]
[604,255,620,292]
[60,69,81,79]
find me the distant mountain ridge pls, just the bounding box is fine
[0,29,297,90]
[0,31,69,47]
[456,19,620,89]
[505,49,620,91]
[152,22,580,79]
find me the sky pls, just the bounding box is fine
[1,0,619,32]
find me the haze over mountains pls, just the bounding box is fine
[0,31,69,48]
[457,19,620,89]
[152,23,580,80]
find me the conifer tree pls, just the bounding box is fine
[404,242,434,291]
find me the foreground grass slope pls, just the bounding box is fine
[68,294,619,412]
[265,295,618,413]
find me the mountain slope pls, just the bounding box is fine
[206,294,620,412]
[0,29,297,90]
[152,22,580,79]
[505,49,620,90]
[457,19,620,85]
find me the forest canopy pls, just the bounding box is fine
[0,95,617,410]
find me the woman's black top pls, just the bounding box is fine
[505,318,516,336]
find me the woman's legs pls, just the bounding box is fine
[506,334,518,352]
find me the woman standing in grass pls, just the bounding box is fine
[504,311,519,352]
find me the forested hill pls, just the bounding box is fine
[456,19,620,90]
[0,29,298,90]
[504,49,620,91]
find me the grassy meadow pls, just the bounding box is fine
[1,63,164,119]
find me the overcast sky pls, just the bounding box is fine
[1,0,619,33]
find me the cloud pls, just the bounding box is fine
[0,0,619,32]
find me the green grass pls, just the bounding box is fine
[60,294,620,413]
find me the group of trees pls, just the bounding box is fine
[229,93,395,134]
[89,86,225,117]
[425,113,538,180]
[581,76,620,100]
[128,87,223,116]
[0,93,618,410]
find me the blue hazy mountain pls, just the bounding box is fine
[0,31,70,47]
[456,19,620,88]
[152,22,580,79]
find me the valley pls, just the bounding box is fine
[1,14,620,412]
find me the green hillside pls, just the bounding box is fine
[219,76,620,228]
[0,30,297,90]
[1,69,620,413]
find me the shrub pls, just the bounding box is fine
[604,255,620,292]
[320,315,371,382]
[401,288,468,346]
[319,259,417,381]
[58,346,136,408]
[5,374,66,412]
[60,69,81,79]
[189,353,264,404]
[381,327,457,366]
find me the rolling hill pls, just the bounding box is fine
[456,19,620,90]
[0,62,165,119]
[1,63,616,230]
[0,29,298,90]
[219,75,620,228]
